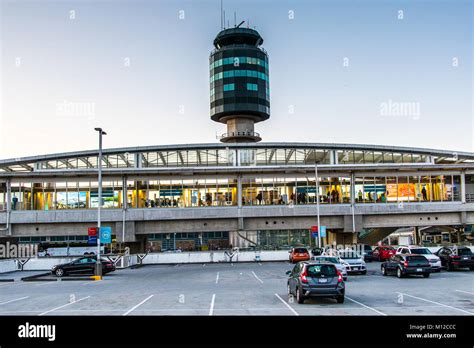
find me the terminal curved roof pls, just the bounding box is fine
[0,142,473,173]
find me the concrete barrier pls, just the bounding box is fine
[0,259,19,273]
[141,250,289,265]
[21,257,75,271]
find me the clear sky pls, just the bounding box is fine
[0,0,472,159]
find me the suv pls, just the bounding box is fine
[381,254,431,278]
[361,244,374,262]
[286,261,345,304]
[435,246,474,271]
[373,246,396,261]
[396,246,441,272]
[289,247,310,263]
[337,250,367,275]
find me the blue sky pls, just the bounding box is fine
[0,0,472,158]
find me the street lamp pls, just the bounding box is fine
[314,163,321,248]
[94,127,107,277]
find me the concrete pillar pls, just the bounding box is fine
[237,175,242,208]
[461,171,466,203]
[6,179,11,235]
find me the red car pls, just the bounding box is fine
[289,247,310,263]
[373,246,396,261]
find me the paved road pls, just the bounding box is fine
[0,262,473,316]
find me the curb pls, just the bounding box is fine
[0,279,15,282]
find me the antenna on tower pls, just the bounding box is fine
[220,0,223,29]
[223,11,226,29]
[234,12,236,27]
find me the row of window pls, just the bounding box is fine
[210,69,269,82]
[210,56,268,70]
[211,83,262,96]
[1,175,462,211]
[148,232,229,240]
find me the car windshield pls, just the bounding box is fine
[294,248,308,253]
[457,248,473,256]
[317,257,339,263]
[410,248,431,255]
[364,245,372,251]
[306,264,337,277]
[406,256,427,262]
[382,247,394,251]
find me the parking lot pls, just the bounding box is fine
[0,262,473,316]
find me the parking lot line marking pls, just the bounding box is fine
[252,271,264,284]
[215,272,219,284]
[345,296,387,316]
[398,293,473,315]
[0,296,29,305]
[123,295,154,316]
[455,290,474,295]
[39,296,90,316]
[274,294,298,316]
[209,294,216,316]
[35,281,59,286]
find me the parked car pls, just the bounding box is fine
[337,250,367,275]
[51,256,115,277]
[381,254,431,278]
[435,246,474,271]
[289,247,311,263]
[396,246,442,272]
[361,244,374,262]
[373,246,396,261]
[312,256,348,280]
[286,261,345,304]
[311,247,324,257]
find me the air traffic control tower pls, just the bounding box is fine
[210,25,270,142]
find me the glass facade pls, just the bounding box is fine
[147,232,229,251]
[2,173,463,211]
[22,147,472,171]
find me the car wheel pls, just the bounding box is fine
[396,268,404,278]
[296,287,305,304]
[361,270,367,275]
[423,273,430,278]
[446,262,452,272]
[336,295,345,304]
[55,268,64,277]
[381,266,387,276]
[470,266,474,271]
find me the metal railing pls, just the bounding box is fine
[220,131,260,139]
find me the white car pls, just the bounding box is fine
[312,255,348,280]
[324,249,367,275]
[396,246,441,271]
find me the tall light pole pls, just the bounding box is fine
[94,127,107,277]
[314,163,321,248]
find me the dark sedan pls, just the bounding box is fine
[52,256,115,277]
[286,261,345,304]
[381,254,431,278]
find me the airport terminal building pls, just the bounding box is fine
[1,27,474,252]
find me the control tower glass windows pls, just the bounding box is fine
[247,83,258,91]
[223,83,235,92]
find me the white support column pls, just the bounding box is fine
[237,174,242,208]
[460,171,466,203]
